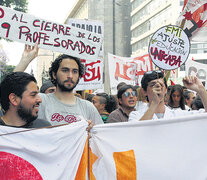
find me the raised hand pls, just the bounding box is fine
[183,76,204,93]
[22,43,39,63]
[14,43,39,72]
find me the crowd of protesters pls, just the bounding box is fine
[0,44,206,128]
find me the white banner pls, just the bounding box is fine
[66,18,104,57]
[0,121,88,179]
[185,58,207,89]
[108,53,155,93]
[2,114,207,179]
[75,58,103,91]
[0,6,102,60]
[90,113,207,179]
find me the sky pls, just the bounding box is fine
[2,0,77,65]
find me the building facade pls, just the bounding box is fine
[65,0,132,93]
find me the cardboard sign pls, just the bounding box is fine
[0,6,103,60]
[66,18,103,56]
[148,25,190,70]
[75,59,103,90]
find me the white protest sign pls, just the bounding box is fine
[149,25,190,70]
[75,58,103,90]
[66,18,103,57]
[185,58,207,89]
[108,53,155,94]
[0,6,102,60]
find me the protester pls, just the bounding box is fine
[92,93,117,123]
[40,80,56,94]
[183,90,195,108]
[129,70,207,121]
[0,72,51,128]
[14,44,103,125]
[167,84,189,110]
[117,82,127,91]
[85,93,94,102]
[107,84,137,123]
[191,96,204,110]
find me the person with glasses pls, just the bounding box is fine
[129,70,207,121]
[92,93,117,123]
[107,84,137,123]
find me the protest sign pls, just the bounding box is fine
[66,18,104,56]
[75,58,103,91]
[185,58,207,89]
[90,113,207,179]
[0,6,102,60]
[177,0,207,42]
[148,25,190,70]
[0,121,88,179]
[108,53,155,93]
[1,113,207,179]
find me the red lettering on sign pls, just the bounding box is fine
[150,47,182,67]
[1,23,10,38]
[0,8,5,18]
[82,60,101,82]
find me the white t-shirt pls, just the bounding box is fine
[38,93,103,125]
[167,105,191,111]
[129,105,205,121]
[135,101,148,111]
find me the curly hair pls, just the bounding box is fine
[49,54,85,86]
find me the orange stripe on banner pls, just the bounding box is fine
[75,138,88,180]
[113,150,137,180]
[89,147,98,180]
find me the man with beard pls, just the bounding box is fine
[14,44,103,125]
[0,72,51,128]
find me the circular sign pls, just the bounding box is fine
[148,25,190,70]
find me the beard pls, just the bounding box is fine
[57,77,79,92]
[17,102,38,124]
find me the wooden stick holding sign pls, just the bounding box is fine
[0,6,103,61]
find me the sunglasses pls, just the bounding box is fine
[123,91,137,97]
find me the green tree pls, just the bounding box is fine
[0,65,15,81]
[0,0,28,12]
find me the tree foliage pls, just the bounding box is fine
[0,0,28,12]
[0,65,15,82]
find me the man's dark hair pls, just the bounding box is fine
[141,71,167,91]
[191,96,204,110]
[117,82,126,91]
[49,54,85,86]
[0,72,37,112]
[117,84,137,99]
[96,93,117,113]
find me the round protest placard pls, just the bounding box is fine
[148,25,190,70]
